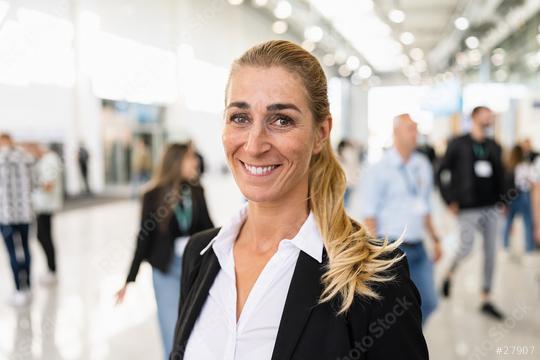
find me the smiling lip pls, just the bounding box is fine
[239,160,281,177]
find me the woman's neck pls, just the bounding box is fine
[240,186,310,253]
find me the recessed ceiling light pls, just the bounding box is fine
[357,65,373,79]
[351,72,363,86]
[465,36,479,49]
[228,0,244,5]
[338,64,352,77]
[346,56,360,70]
[252,0,268,7]
[323,53,336,67]
[454,17,469,31]
[274,1,292,19]
[304,26,323,42]
[400,32,415,45]
[388,9,405,24]
[272,20,288,34]
[468,49,482,66]
[491,48,505,66]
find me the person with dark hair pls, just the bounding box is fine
[336,139,360,208]
[78,144,91,195]
[503,145,535,255]
[437,106,506,320]
[131,138,152,197]
[30,143,63,285]
[0,133,36,307]
[171,41,427,360]
[115,142,213,360]
[520,138,538,164]
[416,134,437,167]
[533,156,540,246]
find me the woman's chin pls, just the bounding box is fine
[240,188,280,204]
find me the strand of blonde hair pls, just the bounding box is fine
[310,141,403,314]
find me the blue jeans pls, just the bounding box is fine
[0,224,31,291]
[152,255,182,360]
[399,242,437,325]
[504,191,534,252]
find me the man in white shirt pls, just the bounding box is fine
[30,144,63,285]
[359,114,442,325]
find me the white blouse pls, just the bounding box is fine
[184,205,324,360]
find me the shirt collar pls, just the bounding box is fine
[388,147,420,167]
[285,212,324,263]
[201,204,324,264]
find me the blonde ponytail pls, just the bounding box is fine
[309,141,402,313]
[231,40,402,314]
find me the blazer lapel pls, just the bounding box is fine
[174,251,221,355]
[271,251,326,360]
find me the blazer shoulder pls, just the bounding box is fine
[184,227,221,259]
[348,248,428,359]
[355,248,415,309]
[449,133,469,146]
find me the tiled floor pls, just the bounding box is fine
[0,174,538,359]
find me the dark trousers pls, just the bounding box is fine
[0,224,31,290]
[37,213,57,272]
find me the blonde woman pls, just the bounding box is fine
[171,41,427,360]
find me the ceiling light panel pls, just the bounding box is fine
[309,0,402,72]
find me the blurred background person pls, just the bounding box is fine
[78,143,91,195]
[416,134,438,168]
[503,145,534,258]
[337,139,360,208]
[29,143,63,285]
[0,133,36,307]
[437,106,506,320]
[115,142,213,359]
[533,156,540,246]
[521,138,538,164]
[131,137,152,198]
[360,114,442,325]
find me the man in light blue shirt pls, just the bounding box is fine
[360,114,442,324]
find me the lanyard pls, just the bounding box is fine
[174,185,192,233]
[399,164,419,197]
[473,143,488,159]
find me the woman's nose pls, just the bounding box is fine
[244,123,271,156]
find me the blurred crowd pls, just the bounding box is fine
[342,106,540,326]
[1,105,540,356]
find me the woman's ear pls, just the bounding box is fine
[313,116,332,154]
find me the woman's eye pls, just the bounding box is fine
[230,114,249,124]
[273,116,294,127]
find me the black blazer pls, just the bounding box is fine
[170,228,429,360]
[437,134,504,208]
[125,183,214,283]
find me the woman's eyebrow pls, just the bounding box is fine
[267,103,302,113]
[226,102,302,114]
[226,101,249,109]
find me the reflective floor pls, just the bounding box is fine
[0,174,538,360]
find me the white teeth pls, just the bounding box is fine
[243,162,277,175]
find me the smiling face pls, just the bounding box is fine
[223,66,329,204]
